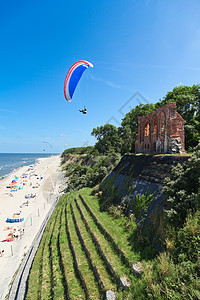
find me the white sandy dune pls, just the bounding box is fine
[0,155,65,299]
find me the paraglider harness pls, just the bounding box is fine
[79,106,87,114]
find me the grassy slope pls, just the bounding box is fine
[26,188,142,299]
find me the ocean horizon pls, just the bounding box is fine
[0,153,60,179]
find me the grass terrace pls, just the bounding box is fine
[26,188,142,299]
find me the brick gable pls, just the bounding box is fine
[135,102,185,153]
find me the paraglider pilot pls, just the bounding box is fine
[79,106,87,114]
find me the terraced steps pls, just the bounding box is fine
[73,199,130,287]
[60,204,84,299]
[26,206,61,299]
[66,203,99,299]
[26,190,138,299]
[70,201,116,293]
[78,195,133,270]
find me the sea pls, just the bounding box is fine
[0,153,56,180]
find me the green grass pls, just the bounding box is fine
[66,200,100,299]
[26,203,60,299]
[79,188,140,263]
[26,190,142,299]
[135,152,192,156]
[50,208,65,299]
[71,199,117,292]
[74,197,132,279]
[59,199,84,299]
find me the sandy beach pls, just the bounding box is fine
[0,155,65,299]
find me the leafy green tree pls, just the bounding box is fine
[61,146,93,157]
[157,84,200,150]
[120,103,156,153]
[163,143,200,227]
[91,124,122,155]
[118,125,132,155]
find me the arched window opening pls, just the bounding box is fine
[159,111,166,133]
[144,121,150,136]
[160,119,165,132]
[153,116,158,136]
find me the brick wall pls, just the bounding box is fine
[135,102,185,153]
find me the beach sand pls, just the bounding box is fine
[0,155,65,299]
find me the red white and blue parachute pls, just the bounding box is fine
[64,60,93,102]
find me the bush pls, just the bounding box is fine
[62,146,94,156]
[130,188,154,218]
[63,153,119,192]
[134,211,200,299]
[163,143,200,227]
[91,166,108,186]
[169,211,200,264]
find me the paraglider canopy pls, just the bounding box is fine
[64,60,93,102]
[42,141,52,151]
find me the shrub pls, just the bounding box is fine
[163,143,200,227]
[170,211,200,264]
[130,188,154,218]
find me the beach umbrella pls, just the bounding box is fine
[5,237,15,242]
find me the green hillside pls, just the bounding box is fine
[26,142,200,299]
[26,188,141,299]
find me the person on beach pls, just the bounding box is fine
[4,226,12,231]
[14,234,19,239]
[0,250,4,257]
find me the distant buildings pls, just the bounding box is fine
[135,102,185,154]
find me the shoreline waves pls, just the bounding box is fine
[0,153,57,180]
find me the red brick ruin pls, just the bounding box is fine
[135,102,185,154]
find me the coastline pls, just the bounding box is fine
[0,153,54,180]
[0,154,66,299]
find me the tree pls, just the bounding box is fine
[91,124,122,155]
[120,103,156,153]
[163,142,200,227]
[157,84,200,150]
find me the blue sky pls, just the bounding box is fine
[0,0,200,153]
